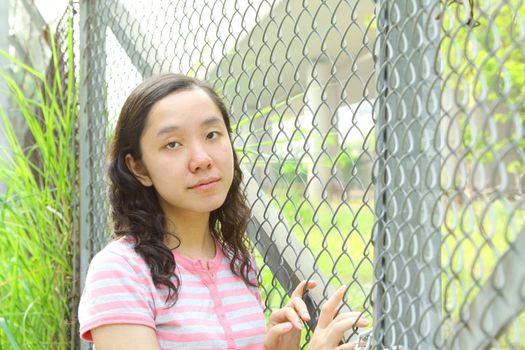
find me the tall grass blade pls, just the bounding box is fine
[0,317,22,350]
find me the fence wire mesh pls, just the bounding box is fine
[77,0,524,349]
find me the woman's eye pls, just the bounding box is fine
[206,131,220,140]
[166,141,180,149]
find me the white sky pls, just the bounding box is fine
[34,0,69,26]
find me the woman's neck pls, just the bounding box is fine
[164,211,216,260]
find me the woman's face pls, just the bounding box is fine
[126,88,234,221]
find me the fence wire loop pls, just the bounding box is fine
[354,328,373,350]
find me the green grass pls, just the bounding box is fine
[0,19,77,349]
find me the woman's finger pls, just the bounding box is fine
[335,342,355,350]
[316,285,347,329]
[291,280,318,298]
[325,316,369,345]
[269,304,304,330]
[332,311,368,324]
[287,296,311,322]
[282,280,317,323]
[284,304,305,330]
[264,322,294,349]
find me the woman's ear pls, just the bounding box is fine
[125,153,153,187]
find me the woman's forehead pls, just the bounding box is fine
[143,89,225,134]
[152,88,216,112]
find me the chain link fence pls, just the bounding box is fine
[78,0,524,349]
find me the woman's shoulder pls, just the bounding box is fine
[83,236,157,293]
[88,236,146,271]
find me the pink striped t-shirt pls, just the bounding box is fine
[78,237,266,349]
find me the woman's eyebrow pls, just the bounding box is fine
[157,125,179,136]
[202,116,222,127]
[156,116,223,136]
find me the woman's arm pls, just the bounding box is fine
[91,324,161,350]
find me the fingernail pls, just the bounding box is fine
[302,312,310,320]
[283,322,293,330]
[295,322,303,330]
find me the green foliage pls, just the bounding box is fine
[441,198,525,347]
[442,0,525,171]
[0,18,77,349]
[0,318,21,350]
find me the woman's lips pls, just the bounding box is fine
[190,179,220,191]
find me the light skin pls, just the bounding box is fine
[92,88,368,349]
[265,281,369,350]
[126,88,231,257]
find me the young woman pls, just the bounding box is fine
[78,73,368,350]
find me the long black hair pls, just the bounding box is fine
[108,73,255,304]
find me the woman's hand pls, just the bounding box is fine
[264,280,317,350]
[308,285,369,350]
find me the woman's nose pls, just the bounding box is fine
[188,143,212,172]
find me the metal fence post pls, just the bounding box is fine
[79,0,107,348]
[373,0,443,348]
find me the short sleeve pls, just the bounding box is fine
[78,248,156,341]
